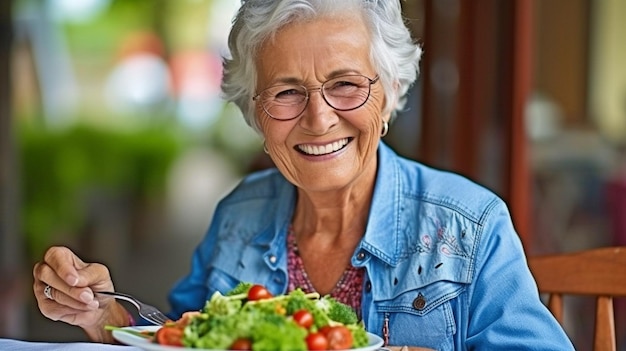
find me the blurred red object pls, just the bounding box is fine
[606,179,626,246]
[117,30,165,60]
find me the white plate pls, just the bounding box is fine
[113,325,384,351]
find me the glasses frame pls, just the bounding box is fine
[253,74,380,121]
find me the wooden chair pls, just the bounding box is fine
[528,246,626,351]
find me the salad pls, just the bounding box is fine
[110,283,369,350]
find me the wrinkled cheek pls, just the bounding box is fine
[271,152,300,184]
[360,105,385,142]
[256,114,272,137]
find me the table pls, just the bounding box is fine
[0,338,142,350]
[0,338,434,351]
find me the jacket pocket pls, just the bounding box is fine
[205,267,241,298]
[375,281,464,350]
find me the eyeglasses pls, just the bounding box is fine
[253,74,380,121]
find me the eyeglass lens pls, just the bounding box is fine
[256,75,377,120]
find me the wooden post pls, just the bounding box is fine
[508,0,533,249]
[0,0,26,339]
[418,0,533,247]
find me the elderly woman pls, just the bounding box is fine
[33,0,574,349]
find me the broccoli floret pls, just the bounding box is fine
[284,289,317,315]
[314,296,358,325]
[227,282,253,296]
[327,298,358,325]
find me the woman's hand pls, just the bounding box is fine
[32,246,130,343]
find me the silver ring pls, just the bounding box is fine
[43,285,54,300]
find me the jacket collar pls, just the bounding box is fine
[262,141,404,267]
[358,141,405,266]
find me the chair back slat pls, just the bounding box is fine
[528,246,626,351]
[547,293,563,323]
[594,296,615,351]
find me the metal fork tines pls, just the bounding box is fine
[95,291,169,326]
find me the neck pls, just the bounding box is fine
[292,177,374,241]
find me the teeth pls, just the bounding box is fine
[298,138,349,155]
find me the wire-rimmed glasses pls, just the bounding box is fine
[253,74,379,121]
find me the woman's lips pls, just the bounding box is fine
[296,137,351,156]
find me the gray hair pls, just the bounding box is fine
[221,0,422,133]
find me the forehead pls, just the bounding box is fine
[255,14,373,84]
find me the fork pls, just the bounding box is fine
[95,291,170,326]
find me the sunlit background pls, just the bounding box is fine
[4,0,265,342]
[11,0,262,259]
[0,0,625,349]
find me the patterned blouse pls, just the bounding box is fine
[286,226,364,319]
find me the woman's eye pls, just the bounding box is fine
[275,88,300,98]
[326,80,360,94]
[332,80,356,88]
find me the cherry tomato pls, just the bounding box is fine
[230,337,252,350]
[247,284,273,301]
[318,325,332,336]
[324,325,353,350]
[155,326,184,346]
[293,309,314,329]
[306,332,329,350]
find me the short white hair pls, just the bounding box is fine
[221,0,422,133]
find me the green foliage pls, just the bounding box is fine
[19,123,182,259]
[61,0,166,57]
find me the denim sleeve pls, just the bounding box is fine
[464,200,575,350]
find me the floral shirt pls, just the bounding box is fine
[286,227,364,318]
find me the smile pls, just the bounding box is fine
[296,138,351,156]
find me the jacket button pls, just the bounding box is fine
[356,252,366,260]
[365,281,372,292]
[412,293,426,310]
[269,255,277,264]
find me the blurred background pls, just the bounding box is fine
[0,0,625,349]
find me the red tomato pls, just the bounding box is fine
[324,326,353,350]
[155,326,184,346]
[306,332,328,350]
[293,309,314,329]
[247,284,273,301]
[318,325,332,336]
[230,338,252,350]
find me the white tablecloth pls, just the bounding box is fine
[0,338,143,350]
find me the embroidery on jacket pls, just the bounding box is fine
[417,216,468,258]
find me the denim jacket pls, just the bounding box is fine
[167,142,574,350]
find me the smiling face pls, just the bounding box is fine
[254,14,390,194]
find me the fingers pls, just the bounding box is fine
[42,246,84,287]
[34,279,99,321]
[35,278,99,310]
[33,246,115,327]
[35,246,113,291]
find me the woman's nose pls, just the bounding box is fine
[299,89,338,133]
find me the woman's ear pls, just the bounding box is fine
[381,80,400,120]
